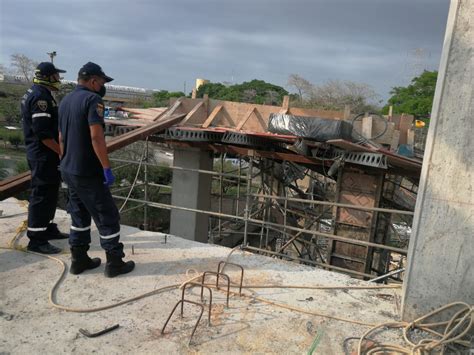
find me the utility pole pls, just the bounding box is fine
[47,51,57,63]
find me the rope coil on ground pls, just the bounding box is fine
[357,302,473,354]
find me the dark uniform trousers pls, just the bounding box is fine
[27,158,60,245]
[61,171,124,257]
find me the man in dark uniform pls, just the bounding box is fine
[21,62,69,254]
[59,62,134,277]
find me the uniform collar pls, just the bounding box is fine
[33,83,52,95]
[76,84,95,93]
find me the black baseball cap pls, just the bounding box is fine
[78,62,113,82]
[35,62,66,76]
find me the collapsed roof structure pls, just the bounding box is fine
[0,94,422,281]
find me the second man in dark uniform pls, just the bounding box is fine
[58,62,135,277]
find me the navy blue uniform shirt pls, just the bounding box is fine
[21,84,59,161]
[59,85,105,177]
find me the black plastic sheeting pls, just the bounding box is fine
[268,113,353,142]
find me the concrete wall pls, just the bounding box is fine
[401,0,474,320]
[170,148,213,243]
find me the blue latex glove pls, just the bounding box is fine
[103,167,115,187]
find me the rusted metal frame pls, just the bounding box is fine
[295,238,315,261]
[290,240,305,259]
[246,215,408,255]
[364,173,385,275]
[243,158,253,246]
[110,157,248,181]
[210,201,265,235]
[143,139,149,231]
[258,158,267,249]
[276,218,319,254]
[251,193,414,216]
[161,300,204,345]
[120,203,146,215]
[265,160,275,249]
[217,261,244,296]
[331,252,366,264]
[181,282,213,326]
[111,183,145,194]
[314,243,327,263]
[236,159,242,217]
[147,182,172,190]
[218,153,224,244]
[200,271,231,307]
[166,141,333,168]
[283,186,288,248]
[110,195,408,254]
[107,113,186,153]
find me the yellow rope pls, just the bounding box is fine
[357,302,473,354]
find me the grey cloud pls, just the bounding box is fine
[1,0,449,98]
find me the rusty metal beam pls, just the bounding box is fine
[164,140,333,167]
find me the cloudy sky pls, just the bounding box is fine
[1,0,449,100]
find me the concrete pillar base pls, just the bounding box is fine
[170,148,213,243]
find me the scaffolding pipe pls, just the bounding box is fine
[111,194,407,254]
[236,159,241,217]
[252,193,414,216]
[218,153,224,243]
[369,267,406,283]
[244,246,375,279]
[111,157,248,180]
[143,139,149,231]
[243,158,253,246]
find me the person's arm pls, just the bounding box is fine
[58,131,64,158]
[41,138,61,156]
[87,96,114,186]
[89,124,110,168]
[31,97,60,155]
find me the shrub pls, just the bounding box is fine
[8,132,23,148]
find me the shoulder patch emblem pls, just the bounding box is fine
[37,100,48,111]
[96,103,104,117]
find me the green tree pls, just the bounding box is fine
[0,82,29,124]
[196,80,288,106]
[8,131,23,148]
[383,71,438,119]
[150,90,185,107]
[55,82,76,103]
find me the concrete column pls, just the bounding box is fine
[170,148,213,243]
[401,0,474,320]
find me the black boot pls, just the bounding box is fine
[70,245,101,275]
[104,253,135,278]
[46,223,69,240]
[27,241,62,254]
